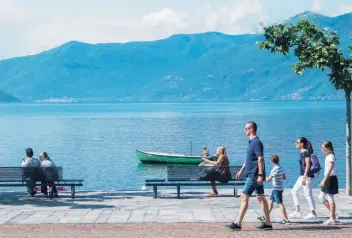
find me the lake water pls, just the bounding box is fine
[0,102,348,191]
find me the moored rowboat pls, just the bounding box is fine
[136,150,204,164]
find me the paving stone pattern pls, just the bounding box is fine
[0,188,351,225]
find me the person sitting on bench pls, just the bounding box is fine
[201,146,231,196]
[200,146,210,157]
[39,152,58,197]
[21,148,40,196]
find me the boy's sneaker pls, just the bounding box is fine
[323,219,337,225]
[257,223,273,230]
[257,216,265,221]
[289,211,302,218]
[303,213,317,220]
[279,219,291,225]
[226,222,241,231]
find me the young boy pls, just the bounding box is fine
[258,154,290,224]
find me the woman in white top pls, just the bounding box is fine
[39,152,58,197]
[318,141,339,224]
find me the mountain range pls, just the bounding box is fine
[0,89,20,102]
[0,11,351,102]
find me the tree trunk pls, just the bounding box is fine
[345,88,352,196]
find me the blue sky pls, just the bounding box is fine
[0,0,351,59]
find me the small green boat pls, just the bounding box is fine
[136,150,204,164]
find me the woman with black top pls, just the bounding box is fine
[289,137,317,220]
[319,141,339,224]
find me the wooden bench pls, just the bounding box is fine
[145,165,246,198]
[0,167,83,198]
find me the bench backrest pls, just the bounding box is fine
[0,167,63,182]
[167,165,246,181]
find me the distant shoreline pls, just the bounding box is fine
[0,100,347,104]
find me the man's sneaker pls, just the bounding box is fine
[289,211,302,218]
[226,222,241,231]
[303,213,318,220]
[257,223,273,230]
[257,216,265,221]
[279,219,291,225]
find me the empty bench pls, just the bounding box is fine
[0,167,83,198]
[145,165,246,198]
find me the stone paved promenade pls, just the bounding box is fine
[0,188,352,225]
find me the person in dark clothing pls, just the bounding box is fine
[226,121,272,231]
[21,148,40,196]
[289,137,317,220]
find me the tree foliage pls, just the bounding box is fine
[258,18,352,91]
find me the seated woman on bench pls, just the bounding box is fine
[201,146,231,196]
[39,152,58,197]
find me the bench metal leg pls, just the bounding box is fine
[177,185,180,199]
[153,186,157,199]
[48,186,53,199]
[71,186,75,199]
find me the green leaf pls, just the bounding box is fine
[259,19,349,87]
[259,42,264,50]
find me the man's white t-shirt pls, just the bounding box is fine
[324,154,336,176]
[21,157,40,167]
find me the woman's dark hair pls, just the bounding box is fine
[42,152,50,160]
[26,148,34,157]
[298,137,313,155]
[322,141,335,155]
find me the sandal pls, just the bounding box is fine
[207,191,218,197]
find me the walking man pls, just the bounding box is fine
[226,121,272,230]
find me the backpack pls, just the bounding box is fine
[307,154,321,176]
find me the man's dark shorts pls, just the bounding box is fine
[270,190,283,204]
[242,177,264,196]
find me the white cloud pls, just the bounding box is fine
[0,0,30,24]
[141,8,188,29]
[0,1,141,58]
[312,0,321,12]
[1,0,348,59]
[26,21,135,51]
[204,0,268,34]
[140,8,190,39]
[339,4,352,14]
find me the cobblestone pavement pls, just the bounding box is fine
[0,188,351,225]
